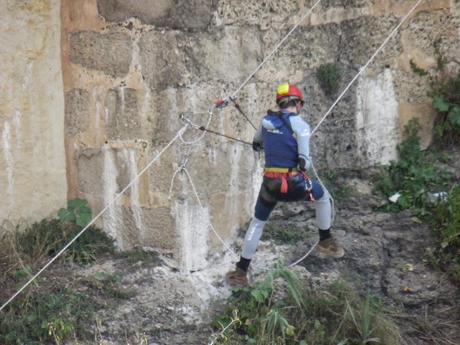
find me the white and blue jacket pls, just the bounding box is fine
[254,110,311,169]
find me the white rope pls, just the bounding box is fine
[0,126,188,312]
[230,0,324,98]
[179,109,214,145]
[311,0,423,135]
[288,240,319,268]
[289,0,423,267]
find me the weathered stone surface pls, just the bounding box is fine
[184,26,263,83]
[60,0,460,262]
[69,30,133,77]
[105,87,142,140]
[65,89,91,135]
[97,0,214,30]
[139,30,189,90]
[0,0,66,225]
[77,148,104,196]
[216,0,301,28]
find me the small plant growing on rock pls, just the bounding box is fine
[58,198,92,228]
[431,71,460,142]
[316,63,342,96]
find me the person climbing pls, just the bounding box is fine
[226,83,345,288]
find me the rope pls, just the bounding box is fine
[230,0,324,99]
[288,0,423,267]
[311,0,423,135]
[182,167,238,257]
[288,240,319,268]
[0,126,188,312]
[179,109,214,145]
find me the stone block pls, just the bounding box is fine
[216,0,301,28]
[105,87,142,140]
[65,89,90,135]
[184,26,263,83]
[69,31,132,77]
[142,207,176,252]
[139,30,189,90]
[77,148,104,196]
[399,102,436,150]
[97,0,213,30]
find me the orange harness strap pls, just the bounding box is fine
[263,172,298,194]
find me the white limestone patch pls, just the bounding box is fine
[102,145,124,248]
[356,69,399,166]
[174,198,210,272]
[2,121,14,198]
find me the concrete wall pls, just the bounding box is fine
[0,0,66,227]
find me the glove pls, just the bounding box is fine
[252,141,263,152]
[298,157,307,171]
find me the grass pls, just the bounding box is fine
[213,264,402,345]
[0,288,96,345]
[0,200,118,345]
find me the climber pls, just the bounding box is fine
[226,83,345,288]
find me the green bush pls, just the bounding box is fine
[375,119,451,213]
[213,265,402,345]
[317,63,342,96]
[15,219,114,265]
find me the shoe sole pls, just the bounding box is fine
[316,248,345,259]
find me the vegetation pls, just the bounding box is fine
[430,71,460,141]
[263,222,306,245]
[0,199,118,344]
[374,119,452,213]
[317,63,342,96]
[409,59,428,77]
[375,119,459,283]
[213,265,402,345]
[0,288,96,345]
[1,199,114,273]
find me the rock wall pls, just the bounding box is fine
[1,0,456,269]
[0,0,66,227]
[61,0,459,268]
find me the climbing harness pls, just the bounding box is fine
[2,0,425,313]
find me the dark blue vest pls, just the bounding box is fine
[262,112,298,168]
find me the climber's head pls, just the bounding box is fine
[276,83,304,112]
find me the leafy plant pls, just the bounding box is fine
[317,63,342,96]
[58,198,92,228]
[375,119,451,213]
[431,72,460,140]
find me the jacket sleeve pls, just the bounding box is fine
[289,115,311,170]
